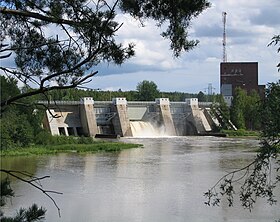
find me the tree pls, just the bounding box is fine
[0,0,210,109]
[1,180,46,222]
[0,76,44,149]
[261,81,280,147]
[230,88,262,130]
[0,75,20,103]
[268,35,280,71]
[244,90,261,130]
[136,80,160,101]
[0,170,62,220]
[205,80,280,211]
[230,87,247,129]
[0,1,210,218]
[204,35,280,211]
[197,91,206,102]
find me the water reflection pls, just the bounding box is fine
[2,137,279,222]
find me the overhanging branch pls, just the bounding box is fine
[0,169,63,217]
[1,71,98,108]
[0,7,82,26]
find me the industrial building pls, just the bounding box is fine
[220,62,265,105]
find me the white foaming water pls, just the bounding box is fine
[130,121,169,137]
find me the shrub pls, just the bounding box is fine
[35,131,53,145]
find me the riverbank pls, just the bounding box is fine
[0,141,142,157]
[221,129,260,138]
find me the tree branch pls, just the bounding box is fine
[1,71,98,108]
[0,7,82,26]
[0,169,62,217]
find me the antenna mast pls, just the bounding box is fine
[222,12,227,62]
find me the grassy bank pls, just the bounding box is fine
[221,129,260,138]
[1,136,142,157]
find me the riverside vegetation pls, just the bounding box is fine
[0,133,142,157]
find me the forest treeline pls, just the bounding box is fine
[43,85,212,102]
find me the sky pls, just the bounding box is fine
[89,0,280,94]
[1,0,279,94]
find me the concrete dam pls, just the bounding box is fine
[41,97,223,137]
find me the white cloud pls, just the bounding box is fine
[100,0,280,93]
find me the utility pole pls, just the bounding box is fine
[222,12,227,63]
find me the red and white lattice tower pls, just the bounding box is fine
[222,12,227,62]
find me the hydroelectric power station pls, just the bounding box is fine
[40,97,226,137]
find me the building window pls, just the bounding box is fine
[67,127,75,136]
[58,127,66,135]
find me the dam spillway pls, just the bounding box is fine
[130,121,169,137]
[39,97,225,137]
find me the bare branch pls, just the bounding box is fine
[209,160,257,191]
[0,67,40,86]
[0,169,62,217]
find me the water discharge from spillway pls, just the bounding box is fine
[130,121,170,137]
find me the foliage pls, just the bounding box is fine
[44,87,207,102]
[197,91,206,102]
[0,178,14,208]
[0,178,46,221]
[260,81,280,147]
[0,76,20,107]
[1,141,142,156]
[136,80,160,101]
[120,0,210,57]
[1,109,34,148]
[244,90,261,130]
[230,87,247,129]
[204,34,280,213]
[230,88,261,130]
[35,133,98,146]
[1,204,46,222]
[0,1,210,218]
[221,129,259,137]
[204,81,280,211]
[0,0,210,108]
[268,35,280,71]
[0,76,43,149]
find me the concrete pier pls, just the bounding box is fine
[186,98,211,134]
[80,97,98,137]
[155,98,176,136]
[111,98,132,137]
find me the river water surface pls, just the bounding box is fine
[2,136,280,221]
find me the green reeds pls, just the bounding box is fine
[1,141,142,156]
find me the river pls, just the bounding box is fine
[1,136,280,221]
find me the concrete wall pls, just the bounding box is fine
[43,106,82,136]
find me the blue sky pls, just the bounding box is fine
[89,0,280,93]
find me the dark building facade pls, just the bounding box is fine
[220,62,265,104]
